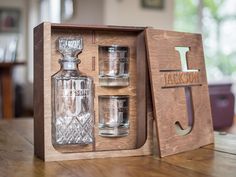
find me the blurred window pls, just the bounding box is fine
[175,0,236,81]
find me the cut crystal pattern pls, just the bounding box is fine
[52,37,94,147]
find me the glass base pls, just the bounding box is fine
[99,76,129,87]
[54,115,94,145]
[99,125,129,137]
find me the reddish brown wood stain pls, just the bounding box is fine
[145,29,214,157]
[34,22,152,161]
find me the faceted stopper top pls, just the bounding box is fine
[57,37,83,60]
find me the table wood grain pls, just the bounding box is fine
[0,119,235,177]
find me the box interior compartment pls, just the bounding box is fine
[34,23,149,157]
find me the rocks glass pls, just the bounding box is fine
[98,95,129,137]
[99,46,129,86]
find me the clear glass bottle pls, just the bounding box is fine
[51,37,94,149]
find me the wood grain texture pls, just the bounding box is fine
[203,132,236,154]
[145,29,214,157]
[161,147,236,177]
[34,23,45,159]
[51,23,145,32]
[1,119,236,177]
[136,31,147,148]
[34,22,152,161]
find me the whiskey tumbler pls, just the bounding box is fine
[98,95,129,137]
[99,46,129,86]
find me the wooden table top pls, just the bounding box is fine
[0,119,235,177]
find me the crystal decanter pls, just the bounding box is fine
[51,37,94,149]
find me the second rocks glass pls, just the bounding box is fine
[98,95,129,137]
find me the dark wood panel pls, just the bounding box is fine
[51,23,146,32]
[33,22,45,160]
[136,31,147,148]
[0,62,26,119]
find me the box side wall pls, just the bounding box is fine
[33,23,45,160]
[136,31,147,148]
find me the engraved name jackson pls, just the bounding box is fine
[60,89,90,97]
[162,71,201,87]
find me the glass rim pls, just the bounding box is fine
[98,95,129,99]
[98,45,129,51]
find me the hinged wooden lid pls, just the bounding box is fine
[145,28,214,157]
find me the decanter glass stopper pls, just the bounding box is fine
[57,37,83,60]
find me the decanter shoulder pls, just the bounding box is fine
[51,70,93,82]
[51,70,79,79]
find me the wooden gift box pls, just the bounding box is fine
[34,22,153,161]
[34,23,214,161]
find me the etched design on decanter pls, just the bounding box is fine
[52,37,94,147]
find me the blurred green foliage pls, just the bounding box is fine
[175,0,236,78]
[174,0,198,32]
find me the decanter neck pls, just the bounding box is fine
[59,58,80,70]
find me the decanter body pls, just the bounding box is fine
[51,37,94,148]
